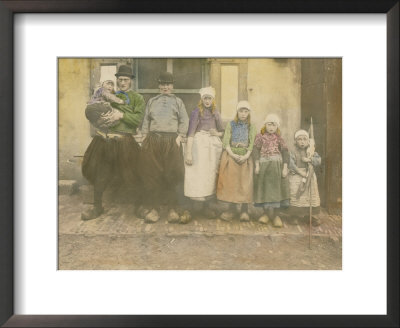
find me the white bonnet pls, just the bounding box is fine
[264,113,280,127]
[236,100,251,111]
[199,86,216,99]
[102,80,114,86]
[294,129,309,139]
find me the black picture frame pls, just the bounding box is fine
[0,1,398,327]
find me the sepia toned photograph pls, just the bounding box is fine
[58,58,342,270]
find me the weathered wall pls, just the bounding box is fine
[58,58,91,182]
[247,58,302,153]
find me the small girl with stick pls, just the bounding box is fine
[217,100,257,221]
[253,114,290,227]
[288,129,321,225]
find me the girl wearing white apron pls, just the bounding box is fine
[184,87,224,217]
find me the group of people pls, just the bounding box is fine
[81,65,322,227]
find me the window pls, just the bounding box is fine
[135,58,209,115]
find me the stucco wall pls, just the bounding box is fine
[58,58,92,182]
[247,59,301,152]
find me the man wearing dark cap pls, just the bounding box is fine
[81,65,145,220]
[139,71,190,223]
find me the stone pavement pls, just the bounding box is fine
[59,193,342,243]
[58,186,342,270]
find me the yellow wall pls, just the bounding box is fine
[220,65,239,119]
[247,59,301,151]
[58,58,92,181]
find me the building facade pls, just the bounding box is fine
[58,58,341,212]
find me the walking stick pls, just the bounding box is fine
[294,117,316,249]
[309,163,312,249]
[307,117,315,250]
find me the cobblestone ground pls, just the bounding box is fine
[58,192,342,270]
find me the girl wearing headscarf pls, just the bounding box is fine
[253,113,290,227]
[184,87,224,217]
[288,129,322,225]
[216,100,257,222]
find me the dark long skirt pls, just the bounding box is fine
[254,158,290,208]
[82,135,142,206]
[140,132,184,208]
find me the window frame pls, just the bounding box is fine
[134,58,209,94]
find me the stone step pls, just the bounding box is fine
[58,180,79,195]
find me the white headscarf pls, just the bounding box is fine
[199,86,216,99]
[294,129,309,139]
[236,100,251,111]
[102,80,114,86]
[264,114,280,127]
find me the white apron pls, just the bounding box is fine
[184,131,223,199]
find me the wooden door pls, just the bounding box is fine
[209,58,248,121]
[301,58,342,214]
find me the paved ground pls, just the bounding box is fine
[58,189,342,270]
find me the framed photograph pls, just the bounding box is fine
[1,1,398,327]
